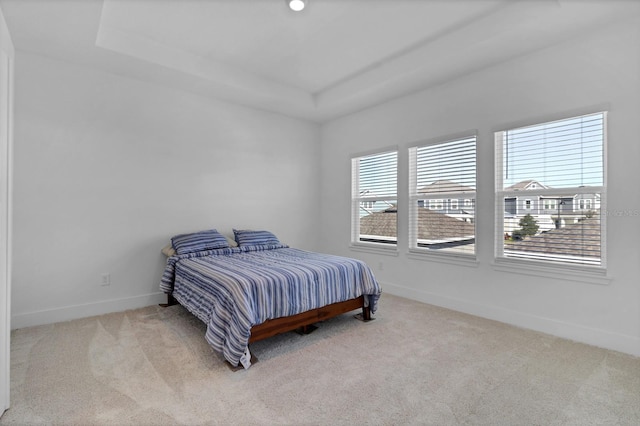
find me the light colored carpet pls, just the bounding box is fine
[1,294,639,425]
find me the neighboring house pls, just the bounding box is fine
[363,179,598,244]
[359,189,395,217]
[503,179,600,232]
[359,205,475,249]
[417,180,475,223]
[351,179,477,248]
[504,179,549,217]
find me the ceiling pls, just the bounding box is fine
[1,0,639,122]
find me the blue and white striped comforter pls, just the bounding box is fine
[160,245,381,367]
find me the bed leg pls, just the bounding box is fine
[355,306,372,322]
[297,324,318,335]
[159,294,178,307]
[362,306,371,321]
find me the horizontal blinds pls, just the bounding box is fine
[503,113,604,189]
[357,151,397,198]
[497,112,605,266]
[352,150,397,245]
[411,136,476,255]
[416,137,476,194]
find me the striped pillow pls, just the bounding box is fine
[233,229,281,247]
[171,229,229,255]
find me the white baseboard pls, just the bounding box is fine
[381,281,640,358]
[11,292,167,329]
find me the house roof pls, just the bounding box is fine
[504,179,549,191]
[417,180,475,195]
[360,207,474,240]
[508,215,601,259]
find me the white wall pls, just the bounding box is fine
[11,52,321,328]
[0,3,14,415]
[320,19,640,356]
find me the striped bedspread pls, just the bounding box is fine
[160,245,381,367]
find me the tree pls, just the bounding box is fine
[518,214,539,238]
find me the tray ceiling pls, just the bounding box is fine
[1,0,639,122]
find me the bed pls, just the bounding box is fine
[159,229,382,369]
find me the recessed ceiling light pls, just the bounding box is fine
[288,0,306,12]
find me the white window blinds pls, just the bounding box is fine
[352,150,398,245]
[495,112,605,266]
[409,136,476,256]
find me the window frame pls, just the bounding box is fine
[350,148,399,251]
[494,111,608,273]
[408,133,477,260]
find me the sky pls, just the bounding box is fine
[356,112,604,197]
[503,112,604,189]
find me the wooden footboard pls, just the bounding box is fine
[161,293,371,344]
[249,295,370,343]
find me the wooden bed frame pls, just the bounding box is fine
[161,293,371,344]
[249,295,370,343]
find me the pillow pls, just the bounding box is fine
[224,235,239,248]
[233,229,281,247]
[161,244,176,257]
[171,229,229,255]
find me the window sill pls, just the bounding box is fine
[492,257,611,285]
[349,243,399,256]
[407,249,479,268]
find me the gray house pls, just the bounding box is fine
[417,180,475,223]
[503,179,600,231]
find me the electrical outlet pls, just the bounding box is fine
[101,273,111,286]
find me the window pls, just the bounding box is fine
[543,199,557,211]
[429,199,444,210]
[579,198,593,211]
[409,136,476,255]
[496,112,605,267]
[524,199,532,210]
[351,150,398,246]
